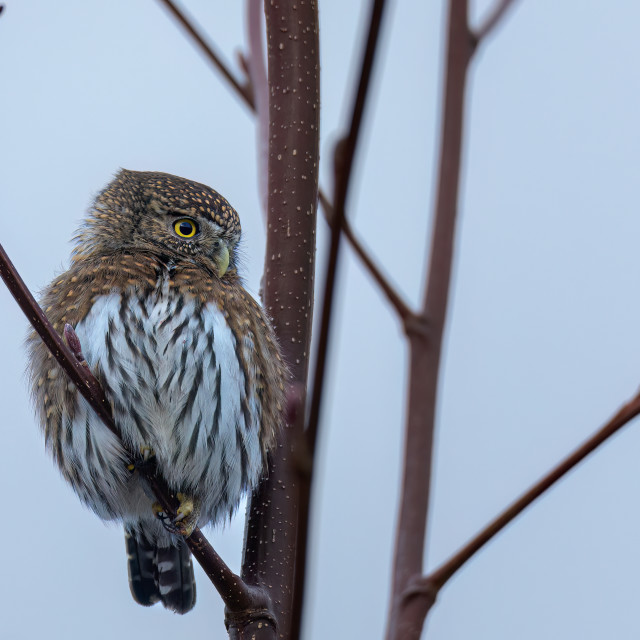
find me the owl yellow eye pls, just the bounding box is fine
[174,218,198,238]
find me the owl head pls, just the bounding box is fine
[72,169,241,278]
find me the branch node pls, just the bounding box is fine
[401,576,439,607]
[403,314,430,341]
[235,50,255,106]
[225,606,278,634]
[63,324,87,365]
[473,0,518,46]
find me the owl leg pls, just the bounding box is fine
[153,493,201,538]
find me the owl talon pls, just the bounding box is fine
[140,445,155,461]
[153,493,200,538]
[126,446,156,473]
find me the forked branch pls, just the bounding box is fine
[317,191,413,323]
[473,0,519,43]
[386,0,516,638]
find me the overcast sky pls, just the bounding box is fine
[2,1,640,639]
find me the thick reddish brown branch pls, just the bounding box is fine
[0,242,266,619]
[157,0,399,322]
[385,2,474,639]
[238,2,319,639]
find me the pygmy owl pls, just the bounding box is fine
[27,170,286,614]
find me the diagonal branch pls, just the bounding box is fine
[0,242,270,621]
[473,0,519,43]
[318,190,413,322]
[156,0,254,109]
[425,388,640,592]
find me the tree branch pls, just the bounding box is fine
[473,0,518,44]
[244,0,269,219]
[386,2,475,638]
[239,2,320,639]
[425,388,640,593]
[0,242,270,623]
[306,0,389,463]
[290,2,389,636]
[156,0,401,323]
[156,0,254,109]
[317,190,413,322]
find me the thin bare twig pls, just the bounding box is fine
[291,0,389,636]
[0,242,268,619]
[306,0,389,455]
[426,389,640,591]
[473,0,518,43]
[318,191,413,322]
[156,0,254,109]
[245,0,269,219]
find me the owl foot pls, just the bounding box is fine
[126,445,156,472]
[153,493,200,538]
[140,445,155,461]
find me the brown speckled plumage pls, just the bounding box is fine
[27,169,286,614]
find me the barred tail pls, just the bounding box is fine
[125,529,196,614]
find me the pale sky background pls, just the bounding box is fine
[2,1,640,639]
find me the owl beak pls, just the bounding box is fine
[215,242,230,277]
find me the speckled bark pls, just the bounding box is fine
[235,1,319,639]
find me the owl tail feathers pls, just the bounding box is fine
[125,530,197,614]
